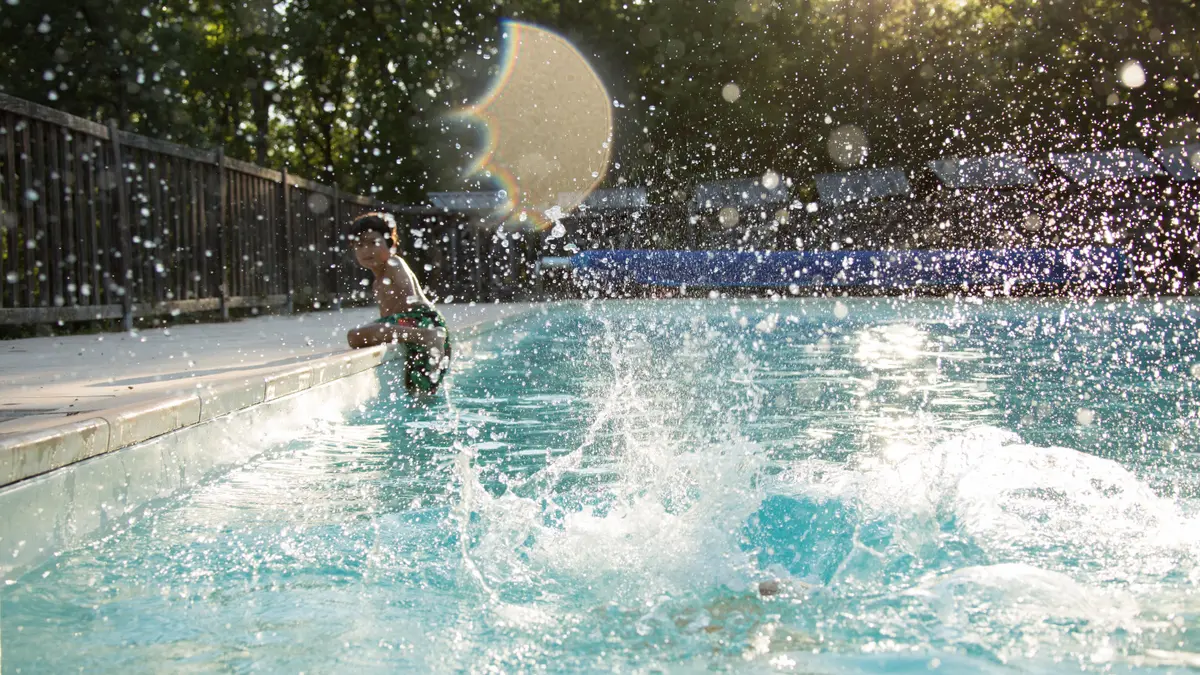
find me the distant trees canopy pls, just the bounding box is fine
[1,0,1196,204]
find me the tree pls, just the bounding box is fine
[2,0,1196,199]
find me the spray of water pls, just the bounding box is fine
[450,313,771,615]
[439,304,1200,670]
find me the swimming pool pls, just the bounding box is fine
[3,298,1199,672]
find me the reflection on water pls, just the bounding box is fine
[4,298,1200,672]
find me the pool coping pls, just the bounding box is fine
[0,304,542,490]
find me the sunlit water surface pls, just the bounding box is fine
[4,298,1200,673]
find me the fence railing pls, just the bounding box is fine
[0,94,554,328]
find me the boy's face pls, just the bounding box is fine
[351,230,392,268]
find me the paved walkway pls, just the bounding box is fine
[0,303,537,436]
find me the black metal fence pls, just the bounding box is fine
[0,94,559,327]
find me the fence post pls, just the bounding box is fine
[215,147,229,321]
[106,120,134,332]
[282,167,294,314]
[331,184,340,309]
[531,228,545,300]
[473,225,483,301]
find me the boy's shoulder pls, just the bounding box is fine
[385,254,412,270]
[380,256,407,277]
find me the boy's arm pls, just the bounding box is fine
[347,323,447,351]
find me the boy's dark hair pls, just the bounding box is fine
[349,212,398,248]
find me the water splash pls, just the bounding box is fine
[454,314,770,608]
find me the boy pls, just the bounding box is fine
[346,212,451,394]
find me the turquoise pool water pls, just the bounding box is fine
[3,298,1200,673]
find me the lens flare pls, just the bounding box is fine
[452,21,613,230]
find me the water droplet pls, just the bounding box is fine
[828,125,869,168]
[308,193,331,215]
[1118,60,1146,89]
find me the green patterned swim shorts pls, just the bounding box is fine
[376,305,452,394]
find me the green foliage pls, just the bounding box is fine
[1,0,1196,201]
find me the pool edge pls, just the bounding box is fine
[0,303,543,489]
[0,302,544,579]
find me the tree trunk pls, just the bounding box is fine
[322,120,335,184]
[252,59,270,165]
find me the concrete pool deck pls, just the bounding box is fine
[0,302,539,488]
